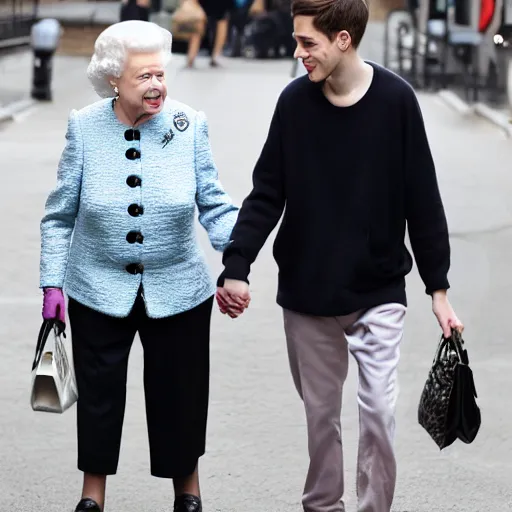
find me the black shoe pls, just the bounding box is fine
[173,493,202,512]
[74,498,101,512]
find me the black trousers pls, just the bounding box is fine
[119,1,149,21]
[68,290,214,478]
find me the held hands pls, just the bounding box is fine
[432,290,464,338]
[42,288,66,324]
[216,279,251,319]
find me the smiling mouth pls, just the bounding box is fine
[143,93,162,106]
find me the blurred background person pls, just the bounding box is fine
[120,0,151,21]
[186,0,235,67]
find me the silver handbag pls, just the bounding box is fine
[30,319,78,414]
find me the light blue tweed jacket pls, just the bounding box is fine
[40,97,238,318]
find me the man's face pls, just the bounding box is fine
[116,51,167,117]
[293,15,345,82]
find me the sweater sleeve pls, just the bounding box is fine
[403,89,450,295]
[194,111,239,251]
[40,109,83,289]
[217,103,286,285]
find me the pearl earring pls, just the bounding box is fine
[114,86,119,96]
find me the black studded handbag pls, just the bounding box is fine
[418,329,481,450]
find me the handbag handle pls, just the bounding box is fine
[434,328,467,367]
[447,328,470,365]
[31,319,66,371]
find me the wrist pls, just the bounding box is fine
[432,289,448,301]
[224,278,248,285]
[43,287,62,294]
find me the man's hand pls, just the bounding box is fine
[216,279,251,319]
[432,290,464,338]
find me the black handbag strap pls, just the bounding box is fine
[450,329,469,365]
[434,328,467,366]
[31,319,66,372]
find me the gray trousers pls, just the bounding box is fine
[283,303,407,512]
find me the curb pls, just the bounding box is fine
[36,2,119,26]
[437,89,474,116]
[0,98,37,125]
[437,89,512,138]
[473,102,512,137]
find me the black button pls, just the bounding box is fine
[126,148,141,160]
[126,175,142,187]
[124,129,140,141]
[128,204,144,217]
[126,231,144,244]
[126,263,144,275]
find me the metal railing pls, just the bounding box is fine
[0,0,39,47]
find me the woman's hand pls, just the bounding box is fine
[216,279,250,319]
[432,290,464,338]
[42,288,66,324]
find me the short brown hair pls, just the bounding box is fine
[291,0,369,48]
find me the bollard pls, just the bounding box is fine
[30,19,62,102]
[500,0,512,113]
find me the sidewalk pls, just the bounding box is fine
[0,48,30,103]
[0,48,36,118]
[35,0,120,25]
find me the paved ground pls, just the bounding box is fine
[0,47,32,108]
[1,47,512,512]
[35,0,120,24]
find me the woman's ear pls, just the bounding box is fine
[109,79,119,96]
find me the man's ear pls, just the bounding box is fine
[336,30,352,51]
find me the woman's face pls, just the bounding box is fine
[115,51,167,118]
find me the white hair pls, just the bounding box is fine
[87,20,173,98]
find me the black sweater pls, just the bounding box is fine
[219,63,450,316]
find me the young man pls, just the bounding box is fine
[216,0,464,510]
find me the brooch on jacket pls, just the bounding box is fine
[173,112,189,132]
[161,128,174,148]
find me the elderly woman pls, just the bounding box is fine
[39,20,240,512]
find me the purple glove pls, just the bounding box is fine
[42,288,66,324]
